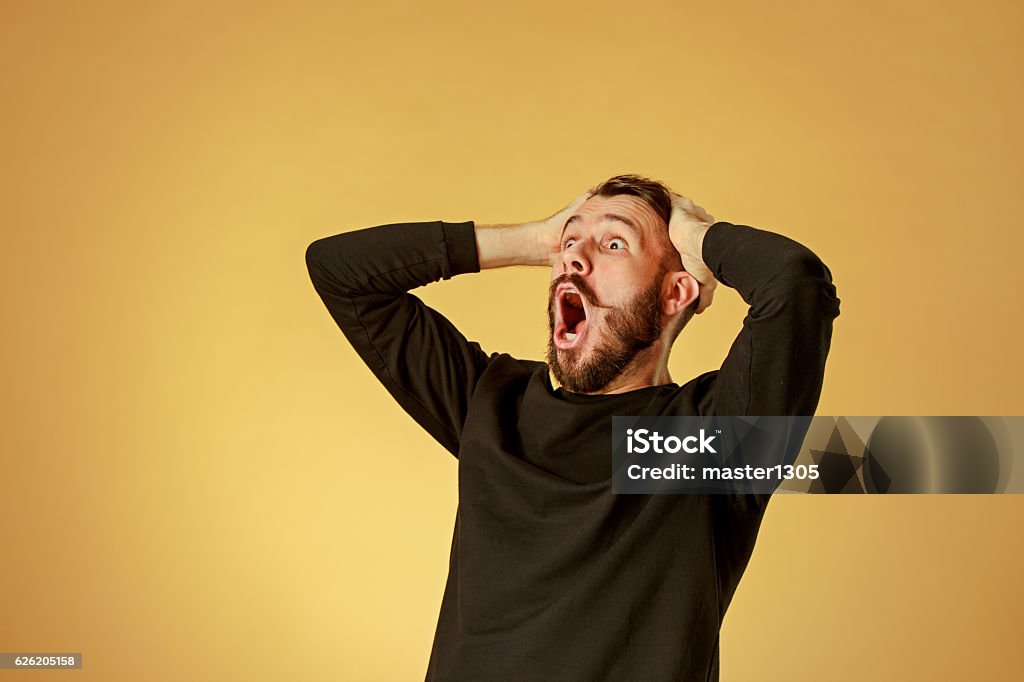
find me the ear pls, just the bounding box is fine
[662,270,700,317]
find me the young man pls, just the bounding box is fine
[305,174,840,681]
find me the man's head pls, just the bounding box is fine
[546,174,701,394]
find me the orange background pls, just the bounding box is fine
[2,1,1022,680]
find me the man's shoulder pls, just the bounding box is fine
[478,353,548,384]
[684,369,720,392]
[468,354,549,406]
[483,352,546,372]
[677,369,722,414]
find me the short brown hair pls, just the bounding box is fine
[591,173,674,227]
[589,173,697,340]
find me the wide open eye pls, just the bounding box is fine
[607,237,627,250]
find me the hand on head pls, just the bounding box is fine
[535,189,596,267]
[667,192,718,314]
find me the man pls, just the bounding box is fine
[305,174,840,681]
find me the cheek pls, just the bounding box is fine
[601,274,633,305]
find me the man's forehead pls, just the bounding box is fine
[561,195,660,237]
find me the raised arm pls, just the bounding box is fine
[668,195,841,417]
[305,220,493,456]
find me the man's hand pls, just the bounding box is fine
[476,189,594,269]
[668,193,718,314]
[532,189,595,267]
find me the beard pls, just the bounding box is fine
[546,272,664,394]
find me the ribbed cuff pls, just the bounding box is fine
[442,220,481,277]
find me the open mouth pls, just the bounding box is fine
[553,284,590,350]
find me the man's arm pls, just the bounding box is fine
[667,199,840,570]
[668,197,841,417]
[701,221,840,417]
[305,220,494,457]
[305,191,591,456]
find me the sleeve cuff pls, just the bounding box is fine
[700,221,733,276]
[442,220,481,277]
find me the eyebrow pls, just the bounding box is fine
[560,213,642,240]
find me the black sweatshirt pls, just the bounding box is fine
[305,218,840,681]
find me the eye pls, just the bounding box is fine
[563,237,577,249]
[606,237,627,250]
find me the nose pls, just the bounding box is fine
[560,244,591,276]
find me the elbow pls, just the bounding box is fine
[781,251,837,290]
[806,255,840,317]
[786,250,833,282]
[305,238,334,289]
[305,236,363,297]
[305,239,323,279]
[779,254,841,320]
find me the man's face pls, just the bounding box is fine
[546,194,671,393]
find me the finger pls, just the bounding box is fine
[700,288,713,313]
[696,280,717,313]
[670,192,690,208]
[697,289,713,314]
[559,191,592,216]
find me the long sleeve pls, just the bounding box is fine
[699,221,840,585]
[700,221,841,418]
[304,220,495,457]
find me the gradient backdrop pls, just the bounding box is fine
[2,1,1022,680]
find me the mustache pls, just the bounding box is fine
[548,273,613,310]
